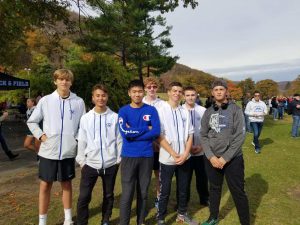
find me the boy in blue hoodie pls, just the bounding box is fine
[118,79,161,225]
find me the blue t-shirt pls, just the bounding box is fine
[118,103,161,157]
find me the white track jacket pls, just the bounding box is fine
[27,90,85,160]
[183,103,206,156]
[158,101,194,165]
[76,108,122,170]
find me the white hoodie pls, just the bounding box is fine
[183,103,206,156]
[245,99,268,122]
[76,107,122,170]
[27,90,85,160]
[158,101,194,165]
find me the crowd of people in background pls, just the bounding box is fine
[0,69,299,225]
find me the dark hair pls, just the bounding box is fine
[92,84,108,95]
[183,86,196,93]
[167,81,183,91]
[294,93,300,97]
[128,79,144,90]
[211,79,228,89]
[253,90,260,95]
[27,98,36,105]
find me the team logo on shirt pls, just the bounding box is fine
[119,117,123,124]
[209,113,221,133]
[143,115,151,121]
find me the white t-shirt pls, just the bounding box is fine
[142,96,164,110]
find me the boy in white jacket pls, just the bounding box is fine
[76,84,122,225]
[182,86,209,207]
[157,82,196,225]
[27,69,85,225]
[244,91,268,153]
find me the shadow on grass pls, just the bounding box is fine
[218,173,268,225]
[260,138,274,148]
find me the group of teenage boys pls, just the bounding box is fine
[27,69,249,225]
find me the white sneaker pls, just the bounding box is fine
[63,220,74,225]
[251,142,255,146]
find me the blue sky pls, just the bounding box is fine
[163,0,300,81]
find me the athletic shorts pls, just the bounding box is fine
[39,156,75,182]
[153,151,160,171]
[25,127,33,136]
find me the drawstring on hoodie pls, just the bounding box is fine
[93,113,96,140]
[59,98,65,160]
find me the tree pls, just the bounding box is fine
[237,78,255,96]
[286,75,300,96]
[79,0,198,80]
[66,51,132,111]
[227,81,243,100]
[255,79,279,99]
[0,0,71,66]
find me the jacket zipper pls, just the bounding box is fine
[100,115,105,174]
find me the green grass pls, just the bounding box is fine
[0,115,300,225]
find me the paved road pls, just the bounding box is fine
[0,120,38,181]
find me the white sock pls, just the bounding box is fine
[39,214,47,225]
[64,208,72,221]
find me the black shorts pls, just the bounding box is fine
[153,151,160,171]
[39,156,75,182]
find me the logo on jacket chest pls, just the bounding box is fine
[143,114,151,121]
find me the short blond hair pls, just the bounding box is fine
[143,77,159,88]
[53,69,74,82]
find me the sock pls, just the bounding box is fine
[39,214,47,225]
[64,208,72,221]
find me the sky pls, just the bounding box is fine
[71,0,300,82]
[162,0,300,81]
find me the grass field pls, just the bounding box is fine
[0,115,299,225]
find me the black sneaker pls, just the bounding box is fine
[9,153,19,161]
[200,200,209,207]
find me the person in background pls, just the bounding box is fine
[288,93,300,138]
[278,97,285,120]
[200,79,249,225]
[183,86,209,207]
[76,84,122,225]
[0,110,19,160]
[24,98,41,154]
[205,96,214,109]
[271,96,278,120]
[27,69,86,225]
[142,77,164,209]
[196,94,203,106]
[242,92,252,133]
[245,91,268,154]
